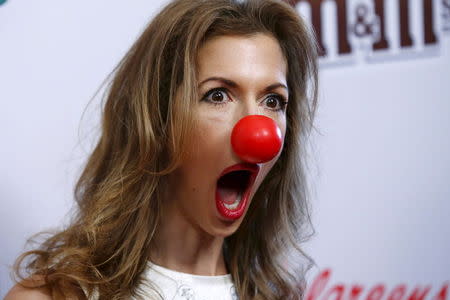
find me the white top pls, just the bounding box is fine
[137,262,239,300]
[85,262,238,299]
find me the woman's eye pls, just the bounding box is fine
[202,88,230,105]
[264,94,288,111]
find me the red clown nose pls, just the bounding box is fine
[231,115,283,164]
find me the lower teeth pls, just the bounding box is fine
[223,192,242,210]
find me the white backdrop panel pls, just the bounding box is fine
[1,0,449,298]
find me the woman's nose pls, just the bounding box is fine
[231,115,282,164]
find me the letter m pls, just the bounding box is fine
[286,0,352,57]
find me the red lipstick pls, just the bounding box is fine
[215,163,260,221]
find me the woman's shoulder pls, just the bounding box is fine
[4,276,86,300]
[4,283,52,300]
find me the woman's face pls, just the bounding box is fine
[166,33,288,237]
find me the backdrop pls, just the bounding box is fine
[1,0,449,298]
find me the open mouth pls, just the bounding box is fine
[215,163,259,220]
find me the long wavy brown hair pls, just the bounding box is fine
[12,0,319,299]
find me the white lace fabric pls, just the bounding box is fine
[137,262,239,300]
[84,261,238,300]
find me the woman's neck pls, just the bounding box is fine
[149,200,229,276]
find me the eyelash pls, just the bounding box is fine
[201,88,228,108]
[201,87,288,111]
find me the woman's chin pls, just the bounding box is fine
[206,217,244,238]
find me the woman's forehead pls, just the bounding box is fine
[196,34,287,86]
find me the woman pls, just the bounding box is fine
[6,0,318,299]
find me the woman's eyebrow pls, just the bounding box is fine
[265,83,289,94]
[199,77,238,88]
[198,76,288,93]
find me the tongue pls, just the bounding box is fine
[217,186,240,205]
